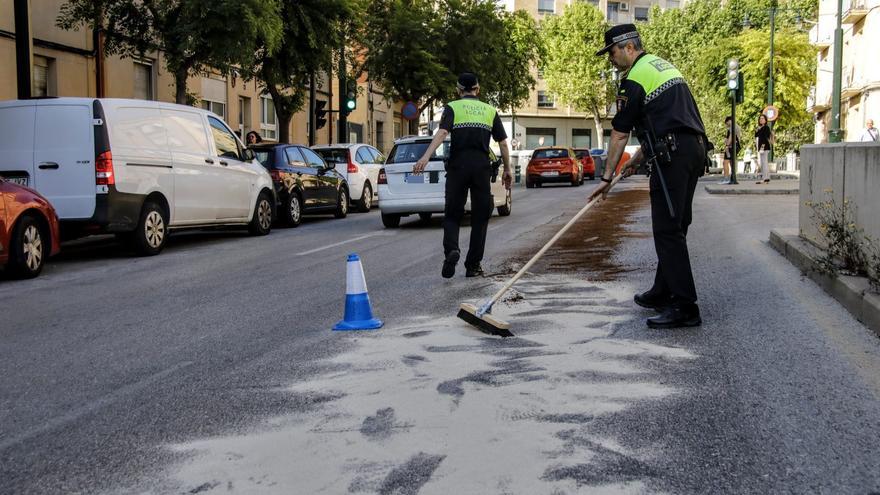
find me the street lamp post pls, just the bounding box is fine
[829,0,844,142]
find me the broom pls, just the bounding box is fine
[457,174,624,337]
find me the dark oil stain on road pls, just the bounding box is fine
[505,187,651,282]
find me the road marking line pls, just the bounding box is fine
[0,361,193,452]
[296,232,395,256]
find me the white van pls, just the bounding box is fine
[0,98,275,255]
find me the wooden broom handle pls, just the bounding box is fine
[486,174,624,306]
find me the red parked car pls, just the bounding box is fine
[525,147,583,188]
[573,148,596,180]
[0,178,61,278]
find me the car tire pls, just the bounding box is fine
[381,212,401,228]
[588,174,595,180]
[579,173,585,185]
[7,214,46,279]
[525,180,533,189]
[282,192,302,227]
[334,188,349,219]
[535,181,542,188]
[248,192,273,236]
[418,212,432,222]
[132,201,168,256]
[497,190,512,217]
[358,183,373,212]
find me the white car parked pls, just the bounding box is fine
[0,98,275,255]
[312,144,383,212]
[377,136,512,228]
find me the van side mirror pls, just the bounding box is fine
[242,148,255,161]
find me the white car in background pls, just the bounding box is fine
[377,136,512,228]
[312,144,383,212]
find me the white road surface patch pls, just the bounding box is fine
[296,232,396,256]
[168,275,695,494]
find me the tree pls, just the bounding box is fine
[58,0,283,104]
[248,0,357,143]
[540,2,611,141]
[481,9,543,114]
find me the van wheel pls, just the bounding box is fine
[381,213,401,228]
[283,192,302,228]
[249,192,273,236]
[7,215,46,278]
[334,189,349,219]
[358,184,373,212]
[133,201,168,256]
[497,190,512,217]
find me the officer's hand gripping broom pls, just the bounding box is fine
[457,174,624,337]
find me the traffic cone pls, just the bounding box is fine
[333,253,383,331]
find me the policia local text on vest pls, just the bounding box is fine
[413,73,512,279]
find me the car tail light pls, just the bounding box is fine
[95,151,115,185]
[347,155,358,174]
[378,168,387,184]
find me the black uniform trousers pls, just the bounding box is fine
[443,162,493,268]
[648,132,705,305]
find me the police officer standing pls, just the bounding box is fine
[588,25,707,328]
[414,73,512,278]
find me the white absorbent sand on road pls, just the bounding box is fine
[166,275,694,494]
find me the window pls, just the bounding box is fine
[300,147,327,168]
[201,77,227,119]
[394,120,402,139]
[585,0,599,6]
[537,68,544,79]
[666,0,679,8]
[537,91,555,108]
[356,147,372,164]
[285,147,306,166]
[133,60,154,100]
[532,148,568,159]
[369,147,385,164]
[261,95,277,140]
[634,7,649,21]
[376,121,385,152]
[349,122,363,143]
[607,2,620,22]
[238,96,251,136]
[201,100,226,120]
[538,0,554,13]
[32,55,55,97]
[573,129,592,148]
[526,127,556,148]
[208,116,241,159]
[387,141,450,164]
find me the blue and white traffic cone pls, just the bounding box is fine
[333,253,383,331]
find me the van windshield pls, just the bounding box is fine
[533,148,568,160]
[387,141,450,164]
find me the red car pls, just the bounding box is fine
[1,178,61,278]
[573,148,596,180]
[525,147,583,188]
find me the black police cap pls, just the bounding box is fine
[595,24,640,56]
[457,72,479,91]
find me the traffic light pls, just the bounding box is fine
[736,73,744,103]
[726,58,739,91]
[344,79,357,114]
[314,100,327,130]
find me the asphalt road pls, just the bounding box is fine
[1,178,879,494]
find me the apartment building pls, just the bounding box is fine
[494,0,681,150]
[807,0,880,142]
[0,0,403,151]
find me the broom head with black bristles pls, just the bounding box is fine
[457,303,514,338]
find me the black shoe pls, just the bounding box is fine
[646,304,702,329]
[634,290,673,311]
[465,264,484,277]
[442,250,460,279]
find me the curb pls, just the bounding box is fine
[705,185,799,195]
[770,228,880,338]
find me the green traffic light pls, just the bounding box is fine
[346,100,356,110]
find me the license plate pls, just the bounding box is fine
[541,171,559,177]
[404,173,426,184]
[5,176,28,186]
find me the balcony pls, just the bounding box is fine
[809,25,832,49]
[841,69,863,100]
[842,0,868,23]
[806,89,830,113]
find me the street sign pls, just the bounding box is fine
[763,105,780,122]
[401,101,419,121]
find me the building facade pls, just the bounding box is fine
[0,0,403,151]
[807,0,880,142]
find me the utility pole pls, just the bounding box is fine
[829,0,844,142]
[768,0,776,160]
[309,72,316,146]
[337,46,348,144]
[727,58,741,185]
[13,0,33,99]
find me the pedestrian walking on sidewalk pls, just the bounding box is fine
[859,119,878,142]
[754,114,773,184]
[413,72,512,279]
[589,24,707,329]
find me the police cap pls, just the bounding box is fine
[457,72,479,91]
[595,24,640,56]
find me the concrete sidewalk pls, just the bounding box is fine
[704,174,799,195]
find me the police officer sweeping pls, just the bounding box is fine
[588,24,708,328]
[413,72,512,278]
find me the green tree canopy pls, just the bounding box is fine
[58,0,283,104]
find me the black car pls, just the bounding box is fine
[250,144,350,227]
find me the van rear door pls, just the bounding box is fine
[0,102,36,187]
[34,101,95,219]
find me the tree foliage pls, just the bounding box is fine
[58,0,283,104]
[540,2,611,140]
